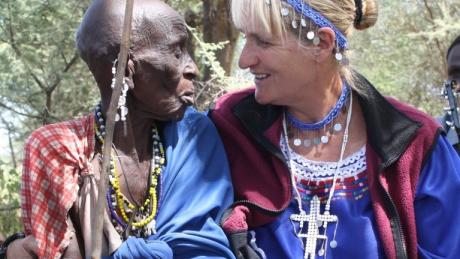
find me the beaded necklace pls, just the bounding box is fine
[286,84,349,147]
[94,104,165,238]
[283,93,353,259]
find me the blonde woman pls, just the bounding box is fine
[211,0,460,258]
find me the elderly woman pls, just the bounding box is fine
[2,0,234,258]
[211,0,460,258]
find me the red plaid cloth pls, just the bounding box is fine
[21,115,95,259]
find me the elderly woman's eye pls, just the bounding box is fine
[174,46,182,59]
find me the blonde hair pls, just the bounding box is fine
[231,0,378,91]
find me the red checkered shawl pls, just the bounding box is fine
[21,115,95,259]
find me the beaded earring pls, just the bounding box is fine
[111,59,129,122]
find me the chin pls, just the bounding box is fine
[158,104,188,121]
[254,91,271,105]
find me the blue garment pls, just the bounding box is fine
[107,108,235,259]
[251,136,460,259]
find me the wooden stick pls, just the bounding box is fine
[90,0,134,257]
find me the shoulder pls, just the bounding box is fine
[385,97,441,130]
[24,116,92,155]
[214,87,255,115]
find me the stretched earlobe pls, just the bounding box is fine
[126,59,135,90]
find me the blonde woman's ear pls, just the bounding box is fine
[315,27,336,62]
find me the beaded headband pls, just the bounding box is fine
[282,0,348,51]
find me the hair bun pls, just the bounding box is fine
[354,0,378,30]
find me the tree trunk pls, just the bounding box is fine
[202,0,239,81]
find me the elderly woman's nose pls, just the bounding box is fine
[183,57,199,80]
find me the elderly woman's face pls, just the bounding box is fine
[130,7,198,121]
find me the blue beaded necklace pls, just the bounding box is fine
[94,103,165,238]
[286,84,350,147]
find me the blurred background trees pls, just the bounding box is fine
[0,0,459,236]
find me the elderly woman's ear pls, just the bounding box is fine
[126,58,136,90]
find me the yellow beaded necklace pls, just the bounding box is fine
[95,104,165,237]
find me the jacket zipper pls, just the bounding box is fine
[378,164,408,259]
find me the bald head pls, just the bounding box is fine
[76,0,184,68]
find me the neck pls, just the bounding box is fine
[100,101,156,163]
[287,73,343,123]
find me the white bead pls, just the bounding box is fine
[321,135,329,144]
[118,96,126,106]
[307,31,315,40]
[291,20,298,29]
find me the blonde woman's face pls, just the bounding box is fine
[238,28,318,106]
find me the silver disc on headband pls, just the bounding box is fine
[307,31,315,40]
[291,20,298,29]
[321,135,329,144]
[313,37,320,46]
[301,18,307,27]
[281,7,289,16]
[303,139,312,147]
[293,138,302,146]
[335,52,343,61]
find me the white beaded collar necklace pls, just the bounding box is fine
[282,92,353,259]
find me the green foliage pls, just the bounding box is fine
[187,25,250,110]
[350,0,460,115]
[0,0,97,134]
[0,163,21,237]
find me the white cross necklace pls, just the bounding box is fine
[282,93,353,259]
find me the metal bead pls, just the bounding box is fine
[318,249,325,256]
[291,20,298,29]
[303,139,311,147]
[333,123,342,132]
[321,135,329,144]
[307,31,315,40]
[301,18,307,27]
[313,37,320,46]
[293,138,302,146]
[313,137,321,145]
[330,240,338,248]
[335,52,343,61]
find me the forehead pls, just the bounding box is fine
[134,8,187,45]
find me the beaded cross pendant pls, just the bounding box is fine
[290,196,338,259]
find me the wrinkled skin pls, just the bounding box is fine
[7,0,198,258]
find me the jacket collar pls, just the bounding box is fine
[232,74,422,168]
